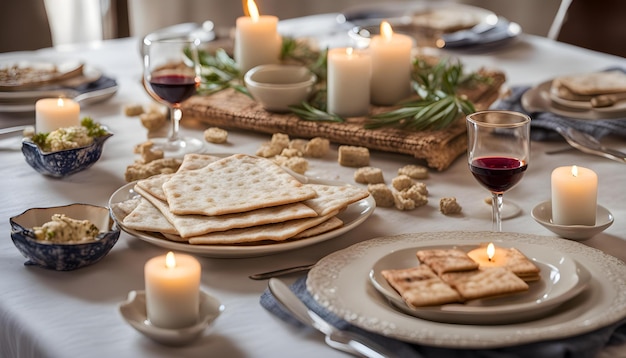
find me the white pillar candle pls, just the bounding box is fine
[327,47,371,117]
[144,252,201,329]
[369,21,413,106]
[35,98,80,133]
[234,0,281,75]
[551,165,598,226]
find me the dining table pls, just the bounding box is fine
[1,12,626,358]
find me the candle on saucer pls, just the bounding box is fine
[144,251,201,329]
[327,47,371,117]
[467,243,508,268]
[369,21,413,106]
[35,98,80,133]
[551,165,597,225]
[234,0,281,75]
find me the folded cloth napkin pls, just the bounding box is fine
[260,276,626,358]
[492,85,626,141]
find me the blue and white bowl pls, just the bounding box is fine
[21,131,113,177]
[9,204,120,271]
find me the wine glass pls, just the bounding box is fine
[466,110,530,232]
[143,36,205,157]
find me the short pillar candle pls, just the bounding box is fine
[35,98,80,133]
[551,165,597,225]
[327,47,372,117]
[144,252,201,329]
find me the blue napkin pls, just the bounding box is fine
[492,85,626,142]
[260,276,626,358]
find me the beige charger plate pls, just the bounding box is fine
[307,231,626,349]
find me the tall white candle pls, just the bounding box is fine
[35,98,80,133]
[234,0,281,75]
[327,47,371,117]
[551,165,598,225]
[144,252,201,329]
[369,21,413,106]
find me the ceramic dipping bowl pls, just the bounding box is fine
[244,64,317,113]
[9,203,120,271]
[21,131,113,178]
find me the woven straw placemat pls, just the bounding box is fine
[182,70,505,171]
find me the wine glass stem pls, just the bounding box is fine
[168,106,182,144]
[492,193,503,232]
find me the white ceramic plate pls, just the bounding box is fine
[369,244,590,324]
[522,80,626,119]
[307,231,626,349]
[108,177,375,258]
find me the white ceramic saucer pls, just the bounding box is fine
[119,290,224,346]
[531,200,614,241]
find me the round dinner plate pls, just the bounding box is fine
[369,245,590,324]
[108,178,375,258]
[522,80,626,119]
[307,231,626,349]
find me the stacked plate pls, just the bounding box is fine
[307,231,626,349]
[0,57,118,112]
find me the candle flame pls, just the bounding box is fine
[346,47,353,56]
[165,251,176,269]
[246,0,259,22]
[487,243,495,261]
[380,20,394,41]
[571,165,578,177]
[57,98,65,107]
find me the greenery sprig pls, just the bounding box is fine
[194,38,487,131]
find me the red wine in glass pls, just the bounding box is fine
[470,156,527,194]
[149,74,198,104]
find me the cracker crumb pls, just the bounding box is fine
[281,148,302,158]
[282,157,309,174]
[368,183,395,207]
[338,145,370,167]
[203,127,228,144]
[393,193,416,211]
[289,139,308,153]
[398,164,429,179]
[391,175,413,191]
[398,186,428,207]
[440,197,462,215]
[354,167,384,184]
[139,111,166,131]
[124,158,182,182]
[134,141,163,163]
[305,137,330,158]
[123,104,144,116]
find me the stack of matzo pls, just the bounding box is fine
[550,70,626,107]
[382,247,539,308]
[115,153,370,245]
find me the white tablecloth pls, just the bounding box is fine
[1,17,626,358]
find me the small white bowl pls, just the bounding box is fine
[244,64,317,113]
[119,290,224,346]
[531,200,614,241]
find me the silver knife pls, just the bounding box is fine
[268,278,392,358]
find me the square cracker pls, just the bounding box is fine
[122,197,178,235]
[293,216,343,239]
[416,249,479,275]
[382,265,462,307]
[135,173,172,201]
[304,184,370,216]
[134,185,318,238]
[163,154,317,216]
[187,211,338,245]
[441,267,529,301]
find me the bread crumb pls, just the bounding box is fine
[338,145,370,167]
[139,111,166,131]
[271,133,290,149]
[393,193,416,211]
[354,167,384,184]
[391,175,413,191]
[289,139,308,153]
[134,141,163,163]
[125,158,182,182]
[398,164,429,179]
[203,127,228,144]
[124,104,144,116]
[305,137,330,158]
[399,186,428,206]
[368,183,395,207]
[281,148,302,158]
[282,157,309,174]
[440,197,462,215]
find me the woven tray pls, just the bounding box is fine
[182,70,505,171]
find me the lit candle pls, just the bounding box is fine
[467,243,509,268]
[369,21,413,106]
[234,0,282,75]
[327,47,372,117]
[144,252,201,329]
[551,165,598,225]
[35,98,80,133]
